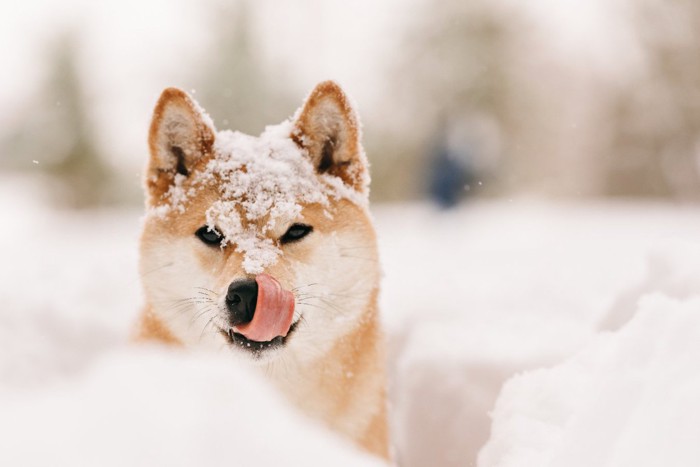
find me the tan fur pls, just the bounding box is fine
[271,292,389,459]
[132,305,182,345]
[135,82,389,461]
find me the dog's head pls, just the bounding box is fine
[140,81,379,363]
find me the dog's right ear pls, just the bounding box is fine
[146,87,215,203]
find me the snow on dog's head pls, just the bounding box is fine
[139,82,379,361]
[146,83,368,274]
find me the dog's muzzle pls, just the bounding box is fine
[224,274,295,343]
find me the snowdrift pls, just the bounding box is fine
[479,294,700,467]
[0,348,383,467]
[3,180,700,466]
[378,203,700,466]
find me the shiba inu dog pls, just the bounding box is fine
[134,81,388,459]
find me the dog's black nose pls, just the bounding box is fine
[225,279,258,326]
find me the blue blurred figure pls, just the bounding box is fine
[428,118,473,209]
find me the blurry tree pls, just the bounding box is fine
[370,0,527,201]
[603,0,700,198]
[0,31,111,208]
[196,0,296,135]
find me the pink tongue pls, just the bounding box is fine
[235,273,295,342]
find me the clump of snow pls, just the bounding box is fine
[478,294,700,467]
[166,173,196,213]
[152,120,367,274]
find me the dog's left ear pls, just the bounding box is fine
[146,87,215,204]
[292,81,369,193]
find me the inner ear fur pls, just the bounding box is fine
[146,87,215,203]
[292,81,369,192]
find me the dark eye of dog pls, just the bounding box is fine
[195,226,224,246]
[281,224,313,244]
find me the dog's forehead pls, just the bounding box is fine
[194,122,328,274]
[202,122,328,228]
[208,124,321,204]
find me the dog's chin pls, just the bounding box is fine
[219,320,299,360]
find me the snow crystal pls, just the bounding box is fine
[166,174,193,213]
[152,119,367,274]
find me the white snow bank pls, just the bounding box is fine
[479,294,700,467]
[0,347,384,467]
[376,201,700,467]
[4,180,700,466]
[599,239,700,331]
[0,188,140,388]
[390,315,591,467]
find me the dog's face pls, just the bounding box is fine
[140,82,379,364]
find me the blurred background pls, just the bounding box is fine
[3,1,700,466]
[3,0,700,207]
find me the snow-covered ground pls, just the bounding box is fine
[378,201,700,467]
[479,294,700,467]
[2,176,700,466]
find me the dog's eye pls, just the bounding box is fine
[280,224,313,244]
[195,226,224,246]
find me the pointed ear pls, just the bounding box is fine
[292,81,369,192]
[146,87,215,203]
